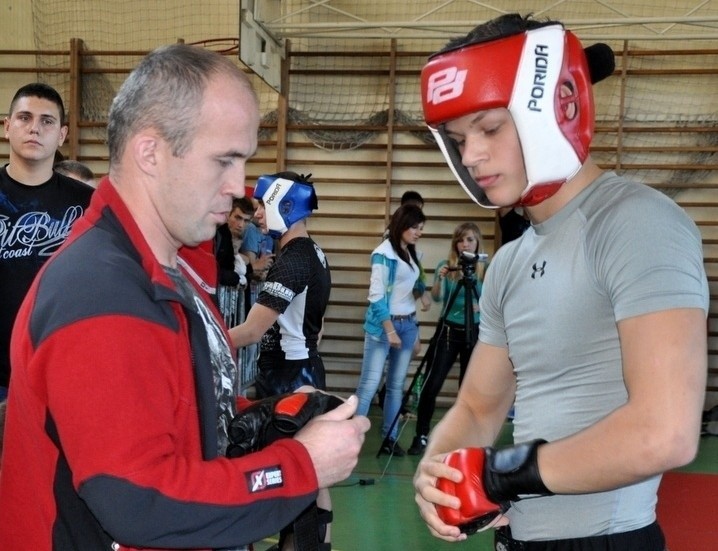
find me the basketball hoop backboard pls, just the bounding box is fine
[239,1,284,92]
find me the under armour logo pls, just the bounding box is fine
[426,67,468,104]
[531,261,547,279]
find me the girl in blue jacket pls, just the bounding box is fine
[355,204,426,456]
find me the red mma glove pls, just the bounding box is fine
[436,447,505,534]
[436,440,552,535]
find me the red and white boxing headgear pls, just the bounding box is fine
[421,25,595,208]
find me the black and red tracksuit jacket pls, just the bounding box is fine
[0,178,318,550]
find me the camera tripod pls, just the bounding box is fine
[377,254,482,458]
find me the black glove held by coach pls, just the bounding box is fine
[227,391,343,458]
[483,439,554,504]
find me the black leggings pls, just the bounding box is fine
[415,323,476,437]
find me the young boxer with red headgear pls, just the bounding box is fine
[413,14,708,551]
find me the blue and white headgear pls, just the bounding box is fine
[254,172,318,238]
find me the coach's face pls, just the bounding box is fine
[158,74,259,249]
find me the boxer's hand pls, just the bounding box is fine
[435,448,506,534]
[435,440,551,535]
[414,452,468,542]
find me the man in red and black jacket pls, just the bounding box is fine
[0,44,368,551]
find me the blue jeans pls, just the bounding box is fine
[356,317,419,440]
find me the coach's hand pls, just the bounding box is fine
[295,395,370,489]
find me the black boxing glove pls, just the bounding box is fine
[227,391,343,458]
[436,440,552,534]
[227,394,279,458]
[483,439,552,503]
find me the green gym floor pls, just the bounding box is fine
[253,406,718,551]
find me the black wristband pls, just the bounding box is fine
[483,439,553,503]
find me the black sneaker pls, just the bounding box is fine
[379,438,406,457]
[407,435,427,456]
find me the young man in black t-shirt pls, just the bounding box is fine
[0,83,94,399]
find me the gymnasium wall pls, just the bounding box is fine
[0,1,716,407]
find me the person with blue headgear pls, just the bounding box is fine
[229,171,336,550]
[229,171,327,393]
[412,13,708,551]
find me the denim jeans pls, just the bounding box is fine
[356,317,419,440]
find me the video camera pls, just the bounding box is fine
[448,251,488,278]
